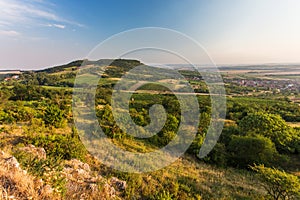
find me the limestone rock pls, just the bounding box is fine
[4,157,20,169]
[110,177,127,190]
[19,145,47,160]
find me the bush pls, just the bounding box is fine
[44,105,66,128]
[203,143,228,167]
[239,112,295,153]
[188,134,204,155]
[227,135,279,168]
[154,190,174,200]
[251,165,300,200]
[0,102,36,123]
[219,125,240,146]
[26,128,87,161]
[13,150,66,195]
[43,105,66,128]
[0,110,14,123]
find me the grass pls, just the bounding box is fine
[267,75,300,80]
[1,123,268,199]
[94,154,266,199]
[74,74,99,85]
[41,85,73,91]
[287,122,300,128]
[0,151,60,200]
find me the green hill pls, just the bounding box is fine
[0,59,299,199]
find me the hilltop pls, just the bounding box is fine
[36,59,142,73]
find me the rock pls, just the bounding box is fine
[43,184,54,195]
[0,151,55,199]
[63,159,92,181]
[87,183,98,192]
[19,145,47,160]
[110,177,127,190]
[62,159,119,199]
[62,159,127,198]
[4,157,20,169]
[104,183,116,197]
[64,159,90,172]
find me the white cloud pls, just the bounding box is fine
[46,24,66,29]
[0,0,83,29]
[0,30,21,37]
[53,24,66,29]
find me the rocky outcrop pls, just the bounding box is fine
[0,151,57,200]
[63,159,119,199]
[0,151,127,199]
[3,156,20,169]
[18,145,47,160]
[110,177,127,190]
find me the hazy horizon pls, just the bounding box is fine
[2,59,300,71]
[1,0,300,69]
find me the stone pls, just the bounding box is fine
[4,157,20,169]
[104,183,116,197]
[19,145,47,160]
[110,177,127,190]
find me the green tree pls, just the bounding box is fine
[239,112,296,153]
[0,86,12,105]
[204,142,228,167]
[227,135,279,168]
[251,165,300,200]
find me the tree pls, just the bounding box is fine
[251,165,300,200]
[204,143,228,167]
[0,86,12,105]
[227,135,278,168]
[239,112,296,153]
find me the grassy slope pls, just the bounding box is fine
[0,124,265,199]
[2,61,299,199]
[93,154,265,199]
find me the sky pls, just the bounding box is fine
[1,0,300,69]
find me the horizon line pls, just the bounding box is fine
[2,59,300,71]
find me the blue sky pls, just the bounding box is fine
[1,0,300,69]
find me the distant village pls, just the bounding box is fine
[0,70,21,82]
[225,78,300,92]
[4,75,20,82]
[1,69,299,94]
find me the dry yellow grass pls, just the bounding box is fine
[0,152,60,200]
[287,122,300,128]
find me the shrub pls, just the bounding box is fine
[219,125,240,146]
[154,190,174,200]
[23,118,48,139]
[203,143,228,167]
[0,110,14,123]
[251,165,300,200]
[43,105,66,128]
[13,150,66,195]
[227,135,279,168]
[239,112,295,153]
[30,134,86,161]
[0,102,36,123]
[25,128,87,161]
[188,134,204,155]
